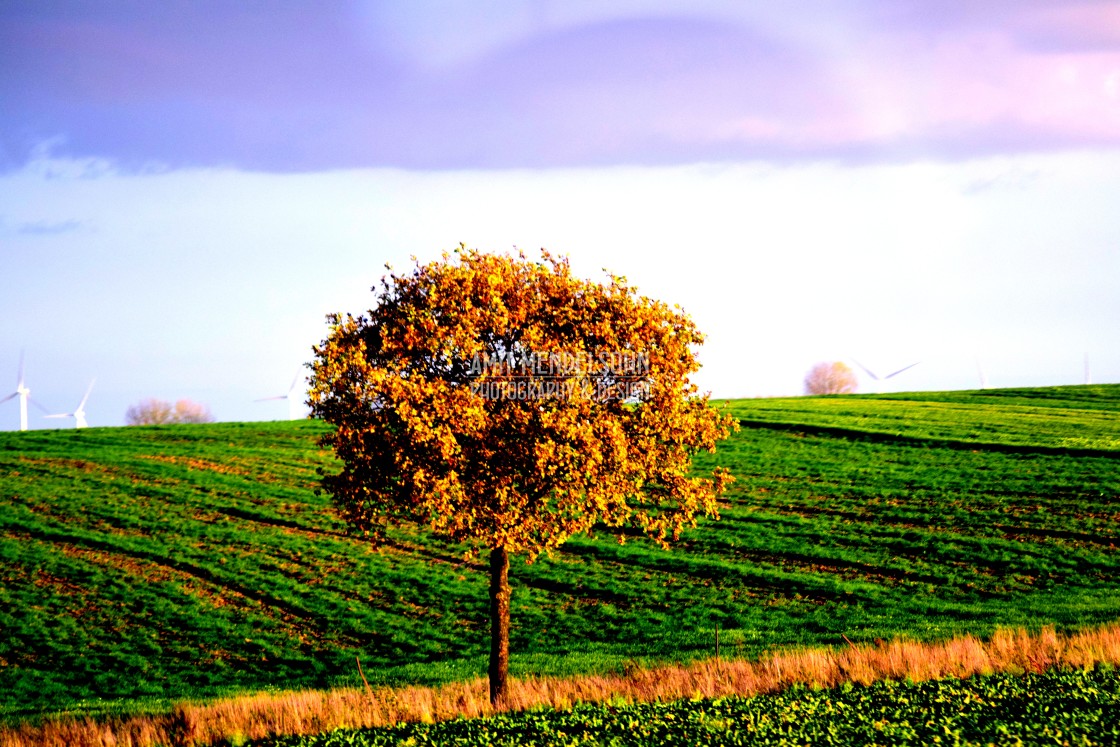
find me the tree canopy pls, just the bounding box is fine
[804,361,858,395]
[308,247,736,704]
[125,398,213,425]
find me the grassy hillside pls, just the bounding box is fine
[2,385,1119,722]
[728,384,1120,451]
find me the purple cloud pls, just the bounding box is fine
[2,1,1117,171]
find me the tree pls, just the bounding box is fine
[308,247,736,706]
[125,398,214,425]
[804,361,858,395]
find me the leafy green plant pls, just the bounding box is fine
[254,666,1120,746]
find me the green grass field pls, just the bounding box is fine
[2,385,1118,724]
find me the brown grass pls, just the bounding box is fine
[136,454,252,477]
[5,622,1120,747]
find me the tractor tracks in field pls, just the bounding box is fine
[5,525,387,649]
[737,418,1120,459]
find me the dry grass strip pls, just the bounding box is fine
[4,623,1120,747]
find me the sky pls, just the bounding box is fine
[1,1,1119,429]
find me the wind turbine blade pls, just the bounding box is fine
[0,392,16,404]
[77,379,95,410]
[287,373,302,394]
[28,397,52,415]
[44,413,69,419]
[255,395,288,402]
[16,350,24,388]
[884,361,920,379]
[850,359,879,381]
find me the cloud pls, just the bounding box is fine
[12,218,84,236]
[0,211,86,236]
[1,2,1118,171]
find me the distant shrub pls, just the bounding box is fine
[804,361,858,395]
[125,398,214,425]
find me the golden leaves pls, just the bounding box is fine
[310,248,736,557]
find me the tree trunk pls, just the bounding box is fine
[488,545,511,707]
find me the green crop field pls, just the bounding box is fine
[1,384,1119,727]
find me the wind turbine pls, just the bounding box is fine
[1,351,49,431]
[976,359,989,390]
[256,370,305,420]
[851,359,920,393]
[46,379,95,429]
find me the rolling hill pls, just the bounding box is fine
[2,385,1118,723]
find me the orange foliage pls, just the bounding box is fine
[308,247,737,703]
[308,247,737,558]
